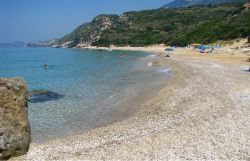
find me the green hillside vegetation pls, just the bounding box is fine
[59,3,250,47]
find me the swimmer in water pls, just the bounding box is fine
[43,64,48,70]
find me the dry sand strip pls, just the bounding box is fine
[12,49,250,160]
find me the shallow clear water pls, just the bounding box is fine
[0,47,169,142]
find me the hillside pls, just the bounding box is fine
[162,0,246,8]
[59,15,118,48]
[55,2,249,47]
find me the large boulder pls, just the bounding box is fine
[0,78,31,159]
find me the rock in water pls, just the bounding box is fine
[29,89,64,103]
[0,78,31,159]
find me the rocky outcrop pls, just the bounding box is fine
[58,15,117,48]
[244,1,250,9]
[75,15,113,47]
[0,78,31,159]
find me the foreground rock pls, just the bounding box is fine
[29,89,64,103]
[0,78,31,159]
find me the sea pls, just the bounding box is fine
[0,47,170,142]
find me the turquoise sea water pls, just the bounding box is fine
[0,47,169,142]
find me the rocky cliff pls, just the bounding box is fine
[0,78,31,159]
[58,14,118,48]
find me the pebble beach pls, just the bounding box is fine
[12,43,250,160]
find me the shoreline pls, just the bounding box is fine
[11,45,250,160]
[28,49,169,143]
[81,44,168,54]
[82,44,250,68]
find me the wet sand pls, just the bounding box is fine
[12,46,250,160]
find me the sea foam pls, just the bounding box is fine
[147,62,153,67]
[158,68,171,73]
[147,54,156,58]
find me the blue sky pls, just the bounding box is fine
[0,0,172,43]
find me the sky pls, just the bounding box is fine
[0,0,172,43]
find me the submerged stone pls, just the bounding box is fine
[29,89,64,103]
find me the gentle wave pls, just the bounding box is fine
[158,68,171,73]
[147,62,153,67]
[147,54,156,58]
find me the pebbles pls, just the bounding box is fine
[212,47,250,56]
[13,54,250,161]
